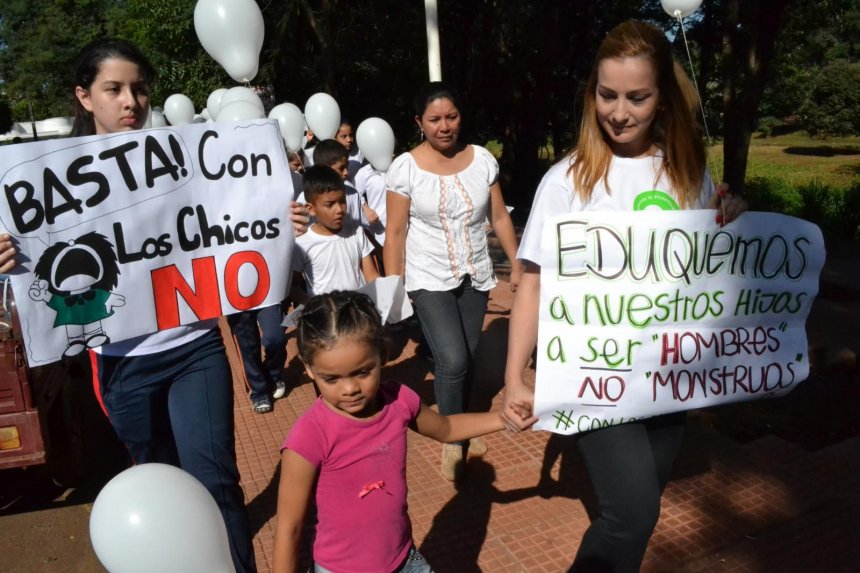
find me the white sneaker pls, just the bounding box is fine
[272,380,287,400]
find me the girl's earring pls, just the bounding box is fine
[420,130,425,142]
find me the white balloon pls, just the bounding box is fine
[163,93,195,126]
[89,464,233,573]
[269,103,306,152]
[200,108,212,120]
[207,88,228,119]
[304,93,341,140]
[219,86,264,113]
[217,100,265,123]
[150,109,167,128]
[194,0,265,83]
[356,117,396,172]
[660,0,703,19]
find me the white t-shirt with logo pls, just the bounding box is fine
[519,153,714,265]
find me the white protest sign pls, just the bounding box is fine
[0,120,294,366]
[535,211,825,435]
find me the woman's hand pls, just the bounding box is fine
[289,201,310,236]
[508,259,525,293]
[501,378,538,432]
[708,183,748,226]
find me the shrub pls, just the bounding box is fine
[744,177,803,216]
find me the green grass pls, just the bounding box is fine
[709,132,860,189]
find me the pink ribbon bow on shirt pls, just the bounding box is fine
[359,480,385,498]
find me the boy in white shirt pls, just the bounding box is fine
[290,165,379,303]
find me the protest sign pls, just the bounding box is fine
[0,120,294,366]
[534,211,825,435]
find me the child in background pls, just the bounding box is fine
[288,150,305,201]
[353,162,387,272]
[290,166,379,303]
[227,303,287,413]
[272,290,533,573]
[334,118,364,182]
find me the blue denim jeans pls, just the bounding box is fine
[409,277,489,418]
[314,545,433,573]
[227,303,287,401]
[93,328,256,573]
[569,412,686,573]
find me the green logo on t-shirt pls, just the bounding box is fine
[633,190,679,211]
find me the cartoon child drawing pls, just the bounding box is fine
[29,232,126,357]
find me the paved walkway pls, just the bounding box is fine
[228,273,860,573]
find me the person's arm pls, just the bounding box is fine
[272,449,317,573]
[360,254,380,283]
[361,203,380,225]
[502,263,541,432]
[412,403,507,443]
[487,182,524,292]
[383,192,410,277]
[0,234,17,273]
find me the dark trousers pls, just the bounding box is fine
[569,412,686,573]
[409,277,489,417]
[93,328,256,573]
[227,304,287,401]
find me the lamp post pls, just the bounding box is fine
[424,0,442,81]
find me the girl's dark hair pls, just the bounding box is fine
[296,291,388,365]
[71,38,157,137]
[412,81,461,118]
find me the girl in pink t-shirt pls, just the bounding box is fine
[273,291,534,573]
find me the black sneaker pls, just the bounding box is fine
[252,397,273,414]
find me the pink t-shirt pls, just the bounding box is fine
[283,381,421,573]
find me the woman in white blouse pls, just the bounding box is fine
[385,82,522,481]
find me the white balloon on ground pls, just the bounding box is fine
[304,93,340,140]
[163,94,195,125]
[207,88,229,119]
[200,108,212,121]
[150,109,167,128]
[89,463,233,573]
[194,0,265,83]
[269,103,306,152]
[356,117,396,172]
[217,100,265,123]
[219,86,264,114]
[660,0,703,18]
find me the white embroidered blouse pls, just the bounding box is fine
[386,145,499,292]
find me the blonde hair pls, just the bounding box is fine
[568,20,706,209]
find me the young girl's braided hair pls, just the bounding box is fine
[296,291,389,365]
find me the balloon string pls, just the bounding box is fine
[677,15,721,181]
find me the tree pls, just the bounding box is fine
[0,100,13,134]
[720,0,789,193]
[0,0,114,120]
[801,60,860,137]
